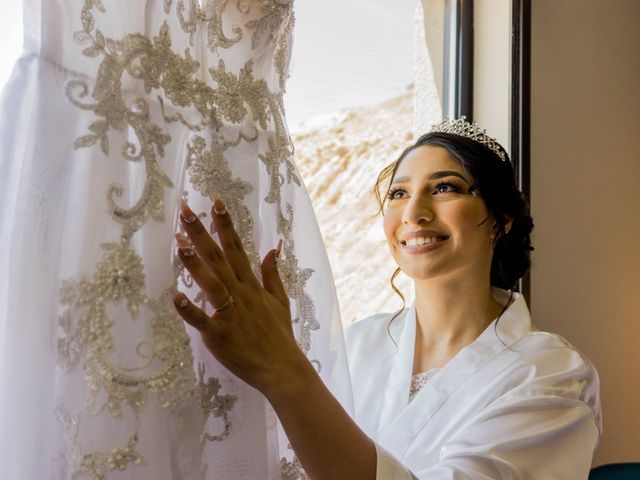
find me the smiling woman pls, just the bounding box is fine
[0,0,604,476]
[382,148,495,284]
[173,117,602,479]
[375,121,533,293]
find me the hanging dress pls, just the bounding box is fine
[0,1,351,478]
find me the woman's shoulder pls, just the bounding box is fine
[515,328,598,378]
[344,308,409,356]
[347,310,397,332]
[346,308,406,339]
[494,327,601,422]
[492,292,600,399]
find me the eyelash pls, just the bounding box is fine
[386,181,462,200]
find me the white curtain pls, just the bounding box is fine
[0,1,352,478]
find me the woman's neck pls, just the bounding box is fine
[411,275,503,373]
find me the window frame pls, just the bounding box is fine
[443,0,531,297]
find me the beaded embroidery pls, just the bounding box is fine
[60,5,204,473]
[280,448,309,480]
[56,408,145,479]
[197,363,237,442]
[176,0,242,51]
[59,0,317,477]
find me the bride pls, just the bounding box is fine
[170,118,601,479]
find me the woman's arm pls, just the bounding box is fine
[172,198,376,480]
[263,351,377,480]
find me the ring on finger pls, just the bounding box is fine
[214,292,235,312]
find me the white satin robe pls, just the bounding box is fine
[345,289,602,479]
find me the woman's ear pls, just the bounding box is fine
[504,217,513,235]
[491,215,513,240]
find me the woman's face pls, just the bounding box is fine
[383,145,496,283]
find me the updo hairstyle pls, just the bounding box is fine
[373,132,534,291]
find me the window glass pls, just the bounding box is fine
[286,1,438,324]
[0,0,23,93]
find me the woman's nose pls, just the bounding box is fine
[401,195,434,224]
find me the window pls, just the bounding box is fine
[287,0,529,322]
[0,0,23,94]
[286,0,441,324]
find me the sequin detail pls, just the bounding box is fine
[60,0,316,477]
[280,453,309,480]
[409,369,440,399]
[186,135,260,271]
[58,242,195,414]
[197,364,237,442]
[56,408,145,479]
[176,0,243,50]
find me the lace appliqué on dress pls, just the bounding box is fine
[55,408,145,480]
[197,363,237,442]
[280,451,309,480]
[58,0,318,477]
[409,369,439,400]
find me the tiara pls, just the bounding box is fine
[429,116,508,161]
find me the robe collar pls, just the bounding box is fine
[376,288,533,456]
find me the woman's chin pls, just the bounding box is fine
[397,264,445,282]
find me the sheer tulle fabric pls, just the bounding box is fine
[0,1,352,478]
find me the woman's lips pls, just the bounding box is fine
[400,237,447,255]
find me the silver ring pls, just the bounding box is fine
[214,293,235,312]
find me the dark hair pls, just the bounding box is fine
[374,132,534,292]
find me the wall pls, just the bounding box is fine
[530,0,640,466]
[473,0,512,148]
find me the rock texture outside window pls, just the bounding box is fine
[293,88,416,326]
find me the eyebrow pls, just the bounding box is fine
[391,170,471,185]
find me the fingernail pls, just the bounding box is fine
[167,286,189,308]
[213,198,227,216]
[274,239,283,262]
[175,232,192,247]
[180,200,197,224]
[208,192,224,214]
[176,294,189,308]
[179,246,196,257]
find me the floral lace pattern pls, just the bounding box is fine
[56,408,145,480]
[280,455,309,480]
[57,0,314,477]
[197,363,237,442]
[409,369,439,400]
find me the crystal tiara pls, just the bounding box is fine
[429,116,508,161]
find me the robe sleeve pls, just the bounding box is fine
[374,394,600,479]
[375,443,417,479]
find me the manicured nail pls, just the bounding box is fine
[213,198,226,216]
[175,292,189,308]
[179,246,196,257]
[180,199,197,224]
[209,193,227,216]
[274,239,283,262]
[167,286,189,308]
[175,232,192,247]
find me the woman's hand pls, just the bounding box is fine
[171,197,377,480]
[170,197,306,394]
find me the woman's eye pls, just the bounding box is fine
[434,182,461,194]
[387,189,406,200]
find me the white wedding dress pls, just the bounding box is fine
[0,1,351,478]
